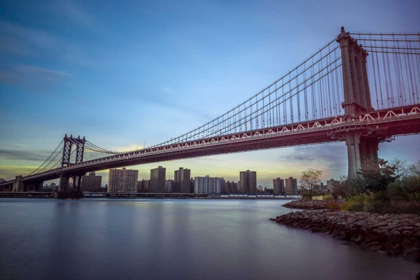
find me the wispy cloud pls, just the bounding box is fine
[279,143,348,178]
[0,149,52,162]
[59,1,97,26]
[0,165,40,180]
[0,20,95,67]
[115,145,145,152]
[0,20,55,51]
[0,65,68,92]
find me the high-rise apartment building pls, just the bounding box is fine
[273,178,285,195]
[81,172,102,192]
[174,167,191,193]
[137,179,150,192]
[194,176,222,194]
[150,166,166,193]
[221,178,229,193]
[225,181,239,193]
[108,168,138,193]
[165,180,175,193]
[285,177,298,195]
[190,178,195,193]
[239,170,257,194]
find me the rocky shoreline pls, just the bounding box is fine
[271,209,420,262]
[282,200,333,210]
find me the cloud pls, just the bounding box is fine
[0,20,55,51]
[279,143,348,178]
[0,20,94,67]
[0,165,39,180]
[0,64,68,92]
[115,145,145,153]
[0,149,53,162]
[57,1,97,26]
[0,34,33,56]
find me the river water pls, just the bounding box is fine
[0,198,418,280]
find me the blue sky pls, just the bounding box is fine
[0,0,419,186]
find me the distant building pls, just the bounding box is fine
[137,180,150,192]
[285,177,298,195]
[264,187,274,194]
[174,168,191,193]
[273,178,285,195]
[50,183,58,192]
[81,172,102,192]
[239,170,257,194]
[165,179,175,193]
[327,179,336,193]
[221,178,229,193]
[190,178,195,193]
[320,182,328,193]
[225,181,239,193]
[108,168,138,193]
[150,166,166,193]
[194,176,222,194]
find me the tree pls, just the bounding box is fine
[390,158,408,179]
[357,158,398,192]
[299,169,323,191]
[332,176,366,198]
[408,160,420,177]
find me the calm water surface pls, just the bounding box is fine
[0,198,418,280]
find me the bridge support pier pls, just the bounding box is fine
[12,175,24,192]
[346,132,380,177]
[360,137,379,166]
[25,181,44,192]
[12,176,43,192]
[58,173,84,198]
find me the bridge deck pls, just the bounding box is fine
[1,105,419,186]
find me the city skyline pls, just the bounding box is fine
[1,1,419,186]
[101,166,304,192]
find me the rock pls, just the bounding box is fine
[273,209,420,262]
[403,248,420,262]
[282,200,342,210]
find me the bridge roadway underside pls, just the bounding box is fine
[39,116,420,182]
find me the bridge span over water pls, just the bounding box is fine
[1,27,419,195]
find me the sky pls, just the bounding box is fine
[0,0,419,187]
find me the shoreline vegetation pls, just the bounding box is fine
[272,159,420,263]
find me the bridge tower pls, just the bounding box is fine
[59,134,86,196]
[337,27,380,177]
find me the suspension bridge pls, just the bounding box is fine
[1,27,419,196]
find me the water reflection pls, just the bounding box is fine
[0,198,418,280]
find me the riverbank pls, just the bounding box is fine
[271,209,420,262]
[0,192,299,199]
[282,200,334,209]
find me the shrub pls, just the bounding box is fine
[341,194,367,211]
[358,159,399,192]
[327,201,341,211]
[332,177,367,199]
[322,194,333,201]
[387,176,420,202]
[363,192,391,214]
